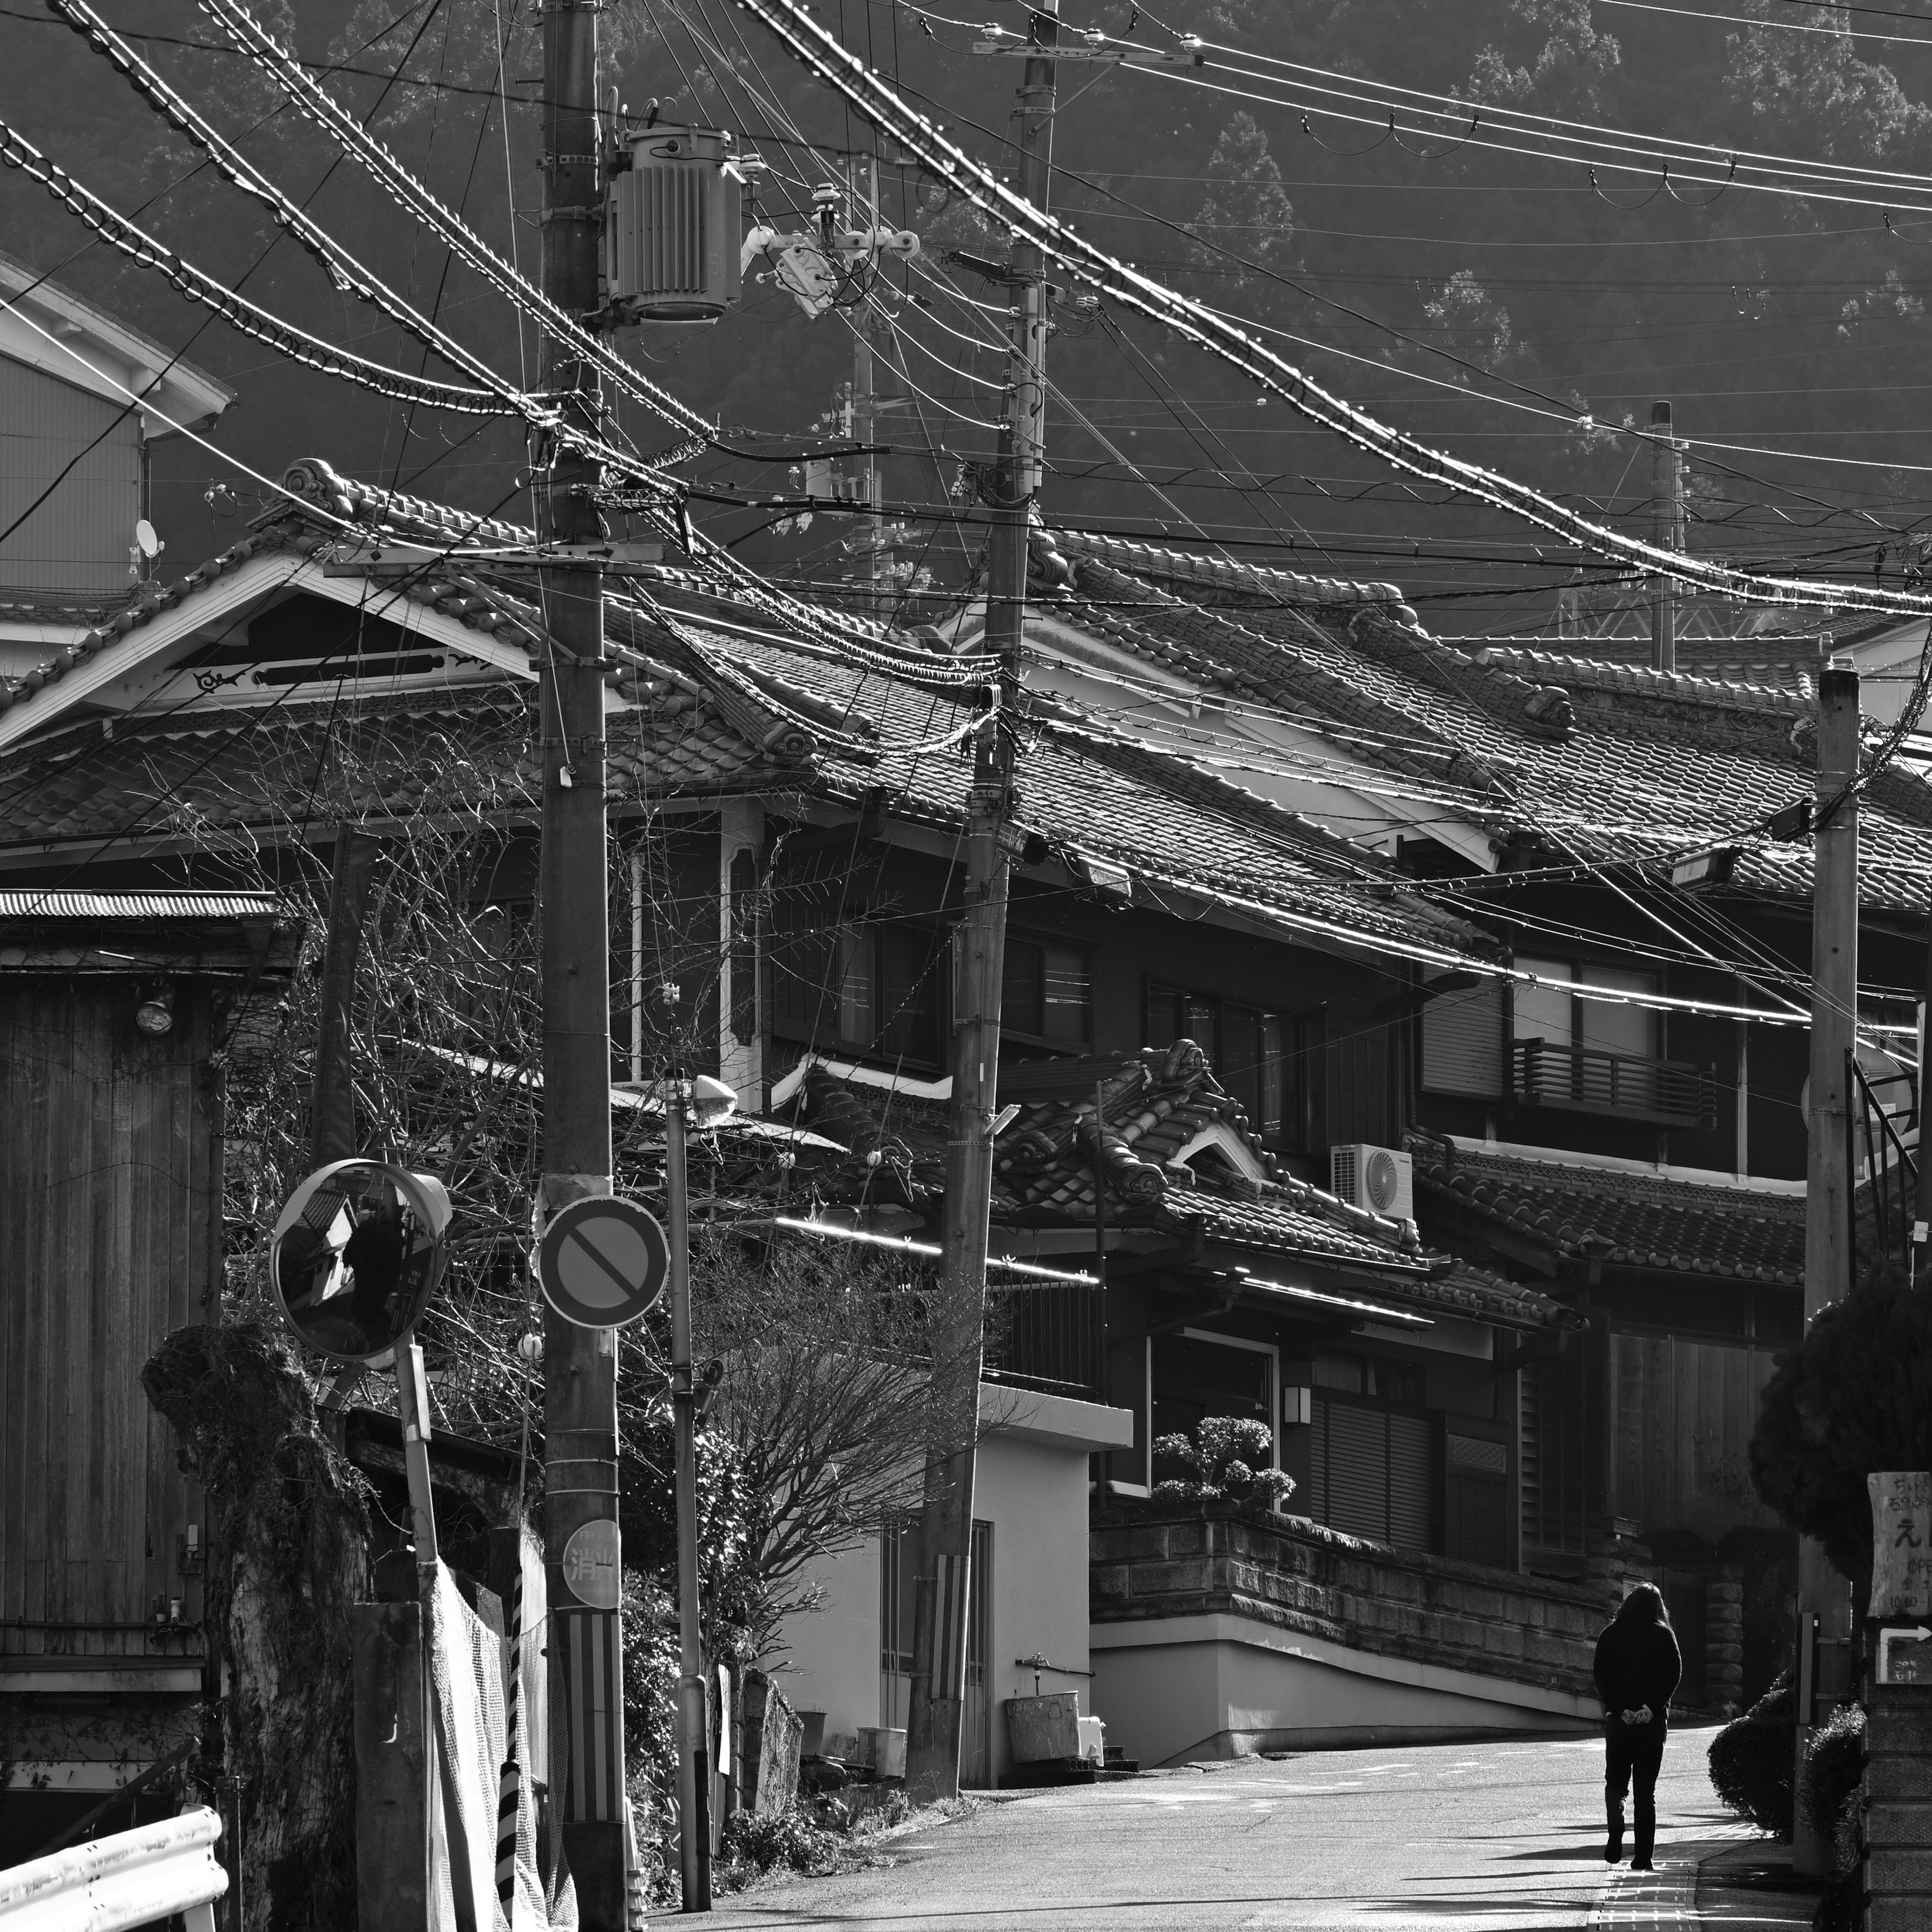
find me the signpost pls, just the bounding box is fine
[536,1196,669,1330]
[1871,1471,1932,1619]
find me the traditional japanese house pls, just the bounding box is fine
[0,889,291,1859]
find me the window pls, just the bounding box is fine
[1149,1331,1279,1482]
[1302,1351,1431,1550]
[1003,937,1092,1047]
[1444,1431,1510,1569]
[1421,969,1504,1098]
[1312,1350,1424,1408]
[1515,956,1659,1060]
[1511,956,1696,1122]
[772,912,942,1063]
[1147,983,1287,1137]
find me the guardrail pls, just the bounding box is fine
[0,1805,227,1932]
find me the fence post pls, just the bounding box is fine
[353,1600,431,1932]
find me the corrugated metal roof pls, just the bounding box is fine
[0,891,281,920]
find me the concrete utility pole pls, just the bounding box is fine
[903,1,1056,1803]
[1651,399,1683,674]
[1793,659,1860,1879]
[537,1,624,1923]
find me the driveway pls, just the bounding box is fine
[702,1726,1761,1930]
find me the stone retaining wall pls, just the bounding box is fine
[1091,1504,1607,1707]
[1866,1684,1932,1931]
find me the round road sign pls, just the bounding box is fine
[538,1195,669,1328]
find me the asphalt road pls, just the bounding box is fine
[701,1726,1750,1931]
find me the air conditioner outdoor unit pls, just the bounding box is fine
[1330,1143,1414,1221]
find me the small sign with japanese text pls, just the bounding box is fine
[1869,1471,1932,1618]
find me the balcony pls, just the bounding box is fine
[1511,1038,1716,1129]
[984,1281,1106,1402]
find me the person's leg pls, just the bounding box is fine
[1603,1721,1632,1862]
[1630,1725,1667,1868]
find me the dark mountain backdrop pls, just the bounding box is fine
[5,0,1929,636]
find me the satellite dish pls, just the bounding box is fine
[133,519,161,560]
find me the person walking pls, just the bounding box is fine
[1593,1583,1682,1871]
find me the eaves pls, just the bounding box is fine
[0,554,542,754]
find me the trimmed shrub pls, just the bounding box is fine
[1801,1702,1866,1858]
[1152,1416,1295,1507]
[1748,1266,1932,1601]
[1708,1672,1795,1836]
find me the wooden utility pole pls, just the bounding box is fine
[1793,659,1860,1879]
[1651,399,1683,674]
[1916,893,1932,1275]
[849,151,881,615]
[537,1,624,1923]
[665,1092,711,1910]
[903,1,1056,1803]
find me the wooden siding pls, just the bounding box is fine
[0,360,142,597]
[0,981,217,1658]
[1609,1328,1782,1544]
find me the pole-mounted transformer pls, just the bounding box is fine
[603,121,744,323]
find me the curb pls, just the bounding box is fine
[1587,1828,1765,1929]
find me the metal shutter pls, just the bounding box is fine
[1422,975,1504,1097]
[1323,1402,1389,1543]
[1388,1414,1433,1551]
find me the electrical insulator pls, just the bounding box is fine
[605,126,744,323]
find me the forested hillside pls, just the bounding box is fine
[4,0,1928,635]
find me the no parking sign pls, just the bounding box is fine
[536,1195,669,1328]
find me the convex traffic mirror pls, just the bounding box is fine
[271,1160,452,1363]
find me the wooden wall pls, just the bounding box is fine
[1,980,218,1658]
[1609,1327,1783,1545]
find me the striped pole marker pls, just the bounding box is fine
[496,1561,523,1915]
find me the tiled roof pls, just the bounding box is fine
[786,1048,1571,1328]
[0,684,804,852]
[1045,535,1932,915]
[0,507,1480,972]
[1406,1133,1806,1286]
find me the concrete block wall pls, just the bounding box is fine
[1866,1685,1932,1932]
[1091,1504,1605,1705]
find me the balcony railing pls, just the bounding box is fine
[1511,1038,1716,1129]
[984,1281,1106,1402]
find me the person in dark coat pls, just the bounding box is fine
[1593,1583,1682,1870]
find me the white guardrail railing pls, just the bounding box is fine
[0,1807,227,1932]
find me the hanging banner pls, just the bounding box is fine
[1869,1471,1932,1618]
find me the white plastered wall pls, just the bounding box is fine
[1090,1615,1597,1767]
[771,1388,1133,1786]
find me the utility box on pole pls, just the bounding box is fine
[606,125,743,323]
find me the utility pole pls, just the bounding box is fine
[849,150,881,616]
[537,1,624,1924]
[904,1,1056,1802]
[1916,892,1932,1276]
[1793,658,1860,1879]
[1651,399,1683,674]
[665,1089,711,1911]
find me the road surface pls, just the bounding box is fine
[702,1726,1763,1930]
